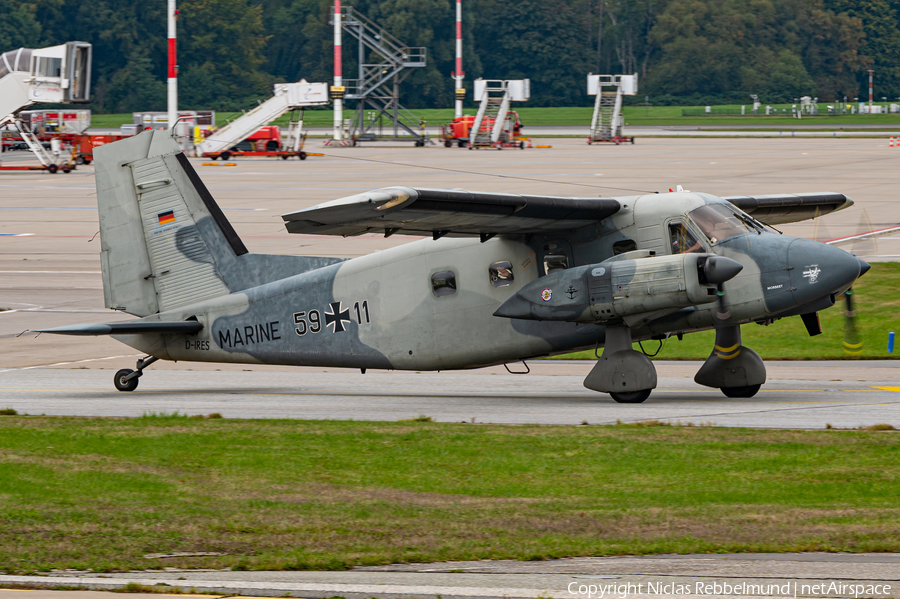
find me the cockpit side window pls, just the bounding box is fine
[668,222,703,254]
[688,204,756,245]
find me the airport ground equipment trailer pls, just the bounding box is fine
[467,79,530,149]
[587,73,637,144]
[439,111,524,148]
[196,80,329,160]
[0,42,92,173]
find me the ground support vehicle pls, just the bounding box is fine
[466,79,530,149]
[587,73,637,144]
[197,81,329,161]
[0,42,92,173]
[440,111,529,149]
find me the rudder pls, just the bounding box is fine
[96,130,245,315]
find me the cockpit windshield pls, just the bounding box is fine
[688,204,758,244]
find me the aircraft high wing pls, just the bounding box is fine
[721,192,851,225]
[283,188,852,238]
[282,187,622,239]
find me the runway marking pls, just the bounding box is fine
[0,271,100,274]
[873,386,900,393]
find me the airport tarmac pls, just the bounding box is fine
[2,553,899,598]
[1,361,899,428]
[1,137,897,427]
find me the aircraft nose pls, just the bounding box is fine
[788,239,865,304]
[857,257,871,278]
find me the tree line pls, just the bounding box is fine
[2,0,898,113]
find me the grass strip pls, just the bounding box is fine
[86,105,900,130]
[1,416,899,573]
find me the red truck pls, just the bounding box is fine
[440,112,524,148]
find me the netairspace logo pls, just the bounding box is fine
[567,581,893,598]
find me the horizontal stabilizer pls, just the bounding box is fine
[282,186,621,238]
[724,192,851,224]
[36,321,203,336]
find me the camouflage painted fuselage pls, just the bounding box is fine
[121,195,861,372]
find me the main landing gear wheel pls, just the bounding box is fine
[610,389,652,403]
[721,384,761,398]
[114,369,139,392]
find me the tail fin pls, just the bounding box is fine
[96,130,344,316]
[95,131,244,315]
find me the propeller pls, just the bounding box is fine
[842,287,863,355]
[700,255,743,322]
[814,207,878,354]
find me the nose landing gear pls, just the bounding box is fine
[113,355,159,392]
[694,324,766,398]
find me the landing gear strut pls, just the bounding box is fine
[113,355,158,392]
[584,325,657,403]
[694,324,765,398]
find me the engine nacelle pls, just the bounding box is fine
[494,253,729,326]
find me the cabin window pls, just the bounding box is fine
[34,56,62,78]
[668,222,703,254]
[489,261,514,287]
[431,270,457,297]
[612,239,637,255]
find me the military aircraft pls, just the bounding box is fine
[36,130,869,403]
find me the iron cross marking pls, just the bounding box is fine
[324,301,352,333]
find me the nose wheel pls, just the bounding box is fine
[113,356,158,392]
[609,389,652,403]
[721,384,761,398]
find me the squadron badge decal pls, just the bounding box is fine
[541,288,552,302]
[802,265,821,284]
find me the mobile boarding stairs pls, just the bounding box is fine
[468,79,530,149]
[0,42,92,173]
[195,80,330,160]
[587,73,637,144]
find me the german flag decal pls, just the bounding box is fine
[157,210,175,225]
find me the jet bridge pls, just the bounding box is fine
[196,80,329,158]
[1,42,92,172]
[468,79,530,149]
[587,73,637,144]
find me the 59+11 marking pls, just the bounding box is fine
[293,300,369,336]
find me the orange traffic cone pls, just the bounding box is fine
[891,137,896,147]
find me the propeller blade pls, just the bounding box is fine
[715,283,731,321]
[843,287,863,355]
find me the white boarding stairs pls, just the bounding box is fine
[469,79,530,148]
[0,42,91,167]
[588,73,637,143]
[196,80,329,155]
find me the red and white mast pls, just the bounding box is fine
[451,0,464,118]
[333,1,343,141]
[868,69,874,113]
[167,0,178,136]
